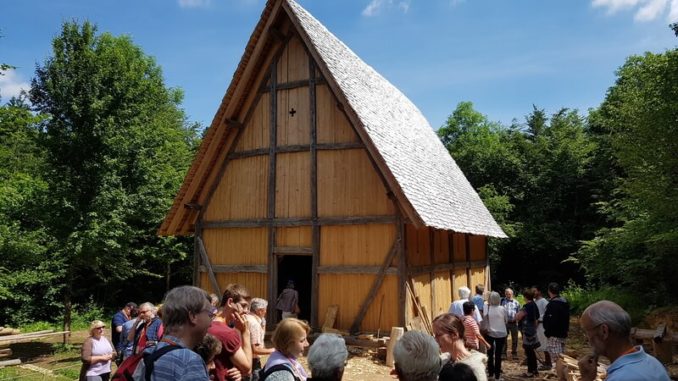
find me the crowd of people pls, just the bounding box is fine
[77,282,670,381]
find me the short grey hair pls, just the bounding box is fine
[489,291,501,306]
[583,300,632,338]
[139,302,157,315]
[308,334,348,379]
[161,286,211,329]
[250,298,268,312]
[393,331,441,381]
[458,286,471,299]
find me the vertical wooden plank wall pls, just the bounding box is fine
[404,226,488,325]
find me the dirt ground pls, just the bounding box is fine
[2,317,677,380]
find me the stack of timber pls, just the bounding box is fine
[630,323,677,364]
[556,354,606,381]
[0,330,70,346]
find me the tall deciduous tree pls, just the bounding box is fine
[577,49,678,301]
[29,21,198,333]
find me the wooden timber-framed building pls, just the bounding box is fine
[159,0,506,333]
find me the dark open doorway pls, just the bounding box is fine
[277,255,312,322]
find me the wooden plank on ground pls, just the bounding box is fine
[0,331,70,346]
[385,327,404,367]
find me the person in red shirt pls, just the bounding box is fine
[208,284,252,381]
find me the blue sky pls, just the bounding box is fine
[1,0,677,129]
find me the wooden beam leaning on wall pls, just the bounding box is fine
[349,238,400,334]
[196,236,222,296]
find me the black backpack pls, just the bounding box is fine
[259,363,301,381]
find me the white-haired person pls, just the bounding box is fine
[246,297,275,380]
[80,320,116,381]
[307,334,348,381]
[392,331,442,381]
[500,288,520,359]
[484,291,507,381]
[261,318,310,381]
[578,301,669,381]
[432,313,487,381]
[449,286,482,322]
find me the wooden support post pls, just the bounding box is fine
[398,214,406,327]
[429,228,435,317]
[267,56,279,326]
[350,240,399,334]
[197,236,221,296]
[309,56,320,329]
[193,222,201,287]
[386,327,404,367]
[465,235,471,288]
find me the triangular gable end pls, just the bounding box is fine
[159,0,409,236]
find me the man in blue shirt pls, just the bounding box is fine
[471,284,485,315]
[501,288,521,359]
[578,300,669,381]
[145,286,215,381]
[112,302,137,361]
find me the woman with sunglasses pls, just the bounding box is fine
[79,320,116,381]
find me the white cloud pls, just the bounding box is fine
[0,69,30,100]
[592,0,678,22]
[670,0,678,21]
[362,0,411,17]
[635,0,669,21]
[178,0,211,9]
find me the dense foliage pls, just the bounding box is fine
[439,46,678,306]
[0,22,200,327]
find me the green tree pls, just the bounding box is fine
[29,21,198,332]
[576,49,678,302]
[0,97,59,325]
[439,102,598,287]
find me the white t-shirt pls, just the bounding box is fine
[535,297,549,321]
[484,305,507,338]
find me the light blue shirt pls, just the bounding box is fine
[606,346,670,381]
[472,294,484,312]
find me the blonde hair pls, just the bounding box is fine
[272,318,310,356]
[89,320,106,336]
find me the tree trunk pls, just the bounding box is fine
[166,262,171,293]
[62,282,72,344]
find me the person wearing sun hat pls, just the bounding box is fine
[79,320,116,381]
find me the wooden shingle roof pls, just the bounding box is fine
[159,0,506,238]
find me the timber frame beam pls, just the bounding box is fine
[202,215,396,229]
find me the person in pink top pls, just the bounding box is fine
[80,320,116,381]
[462,301,491,351]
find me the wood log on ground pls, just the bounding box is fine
[386,327,404,367]
[342,336,386,348]
[0,331,69,346]
[19,364,54,376]
[0,328,20,336]
[0,359,21,367]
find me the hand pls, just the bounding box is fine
[226,367,242,381]
[577,353,598,381]
[231,311,248,334]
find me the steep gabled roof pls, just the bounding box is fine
[159,0,506,238]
